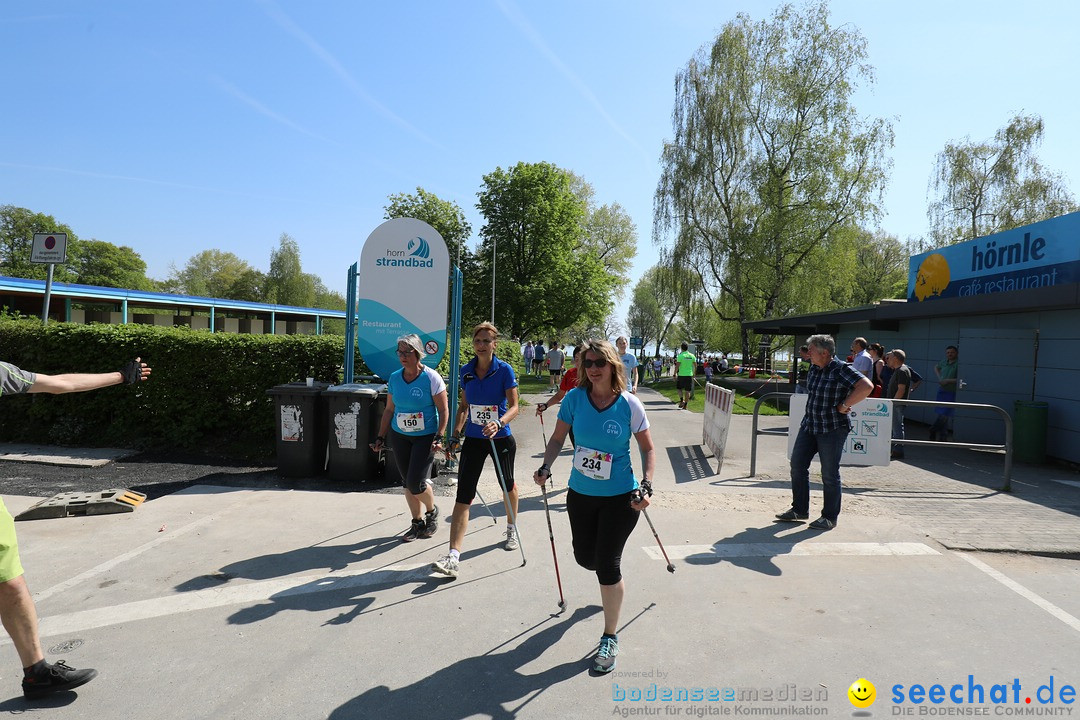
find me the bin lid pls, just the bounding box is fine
[326,383,379,397]
[265,382,331,396]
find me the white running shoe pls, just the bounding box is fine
[432,553,459,578]
[504,527,519,551]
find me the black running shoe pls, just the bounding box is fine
[402,518,425,542]
[421,506,440,538]
[22,660,98,699]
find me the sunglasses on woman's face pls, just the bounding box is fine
[582,357,608,369]
[396,349,415,357]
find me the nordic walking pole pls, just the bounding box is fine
[541,481,566,610]
[490,437,527,566]
[538,413,554,487]
[473,486,499,525]
[633,485,675,574]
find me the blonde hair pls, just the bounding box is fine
[396,333,426,359]
[472,322,498,340]
[577,338,626,395]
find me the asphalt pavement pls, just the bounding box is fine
[1,386,1079,719]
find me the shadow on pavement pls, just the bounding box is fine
[665,445,716,484]
[684,522,802,576]
[328,605,601,720]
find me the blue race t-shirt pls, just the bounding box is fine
[460,356,517,440]
[557,388,649,497]
[620,352,638,383]
[387,365,446,436]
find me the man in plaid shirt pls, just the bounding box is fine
[775,335,873,530]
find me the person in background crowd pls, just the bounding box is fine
[929,345,959,441]
[886,349,912,460]
[523,340,534,377]
[675,342,696,409]
[850,337,873,379]
[532,341,546,378]
[615,337,639,394]
[868,343,886,398]
[546,340,565,393]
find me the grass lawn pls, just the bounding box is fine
[643,377,787,415]
[518,371,785,416]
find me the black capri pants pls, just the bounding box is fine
[456,435,516,505]
[566,488,640,586]
[388,430,435,495]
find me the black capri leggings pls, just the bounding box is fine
[566,488,640,586]
[388,430,435,495]
[456,435,516,505]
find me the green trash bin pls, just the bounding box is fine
[266,382,331,477]
[324,383,380,482]
[1013,400,1048,464]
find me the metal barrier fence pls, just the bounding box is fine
[749,393,1016,491]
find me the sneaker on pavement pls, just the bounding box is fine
[431,553,459,578]
[593,634,619,673]
[22,660,98,700]
[808,516,836,530]
[402,518,425,542]
[421,506,440,538]
[504,527,519,551]
[774,508,809,522]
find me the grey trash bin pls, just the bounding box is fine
[324,383,380,482]
[266,382,331,477]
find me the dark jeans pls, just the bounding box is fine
[891,406,905,455]
[790,424,849,522]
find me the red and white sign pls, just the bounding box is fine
[31,233,68,264]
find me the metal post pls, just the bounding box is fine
[490,236,496,323]
[344,263,358,383]
[447,266,463,436]
[41,264,54,325]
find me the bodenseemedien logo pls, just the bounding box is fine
[375,236,435,268]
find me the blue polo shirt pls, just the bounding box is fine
[387,365,445,437]
[460,356,517,439]
[557,388,649,497]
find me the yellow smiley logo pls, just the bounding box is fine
[848,678,876,708]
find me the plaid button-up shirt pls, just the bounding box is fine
[803,357,865,434]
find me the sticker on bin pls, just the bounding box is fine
[469,404,498,426]
[334,403,360,449]
[396,411,425,433]
[281,405,303,442]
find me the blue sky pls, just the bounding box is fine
[2,1,1078,327]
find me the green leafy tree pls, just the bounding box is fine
[163,250,258,298]
[654,2,893,361]
[72,239,155,290]
[476,161,615,340]
[626,277,663,358]
[569,173,638,300]
[264,233,315,307]
[384,187,473,268]
[226,268,266,302]
[0,205,80,282]
[927,113,1078,245]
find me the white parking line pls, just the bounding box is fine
[957,553,1080,634]
[643,542,941,560]
[10,563,432,643]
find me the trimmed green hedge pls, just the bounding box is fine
[0,317,525,459]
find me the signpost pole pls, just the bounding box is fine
[42,264,55,325]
